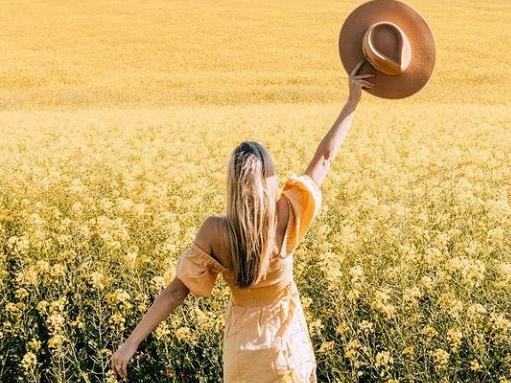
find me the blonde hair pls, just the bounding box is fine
[226,141,277,287]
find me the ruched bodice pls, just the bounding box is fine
[174,174,322,382]
[223,250,294,306]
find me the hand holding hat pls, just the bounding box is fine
[339,0,436,99]
[347,60,375,105]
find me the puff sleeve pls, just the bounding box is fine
[281,174,322,254]
[175,242,227,297]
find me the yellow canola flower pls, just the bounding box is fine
[28,339,41,352]
[21,352,37,372]
[446,328,463,352]
[431,348,450,370]
[375,351,394,369]
[470,359,482,371]
[48,334,67,350]
[317,341,335,353]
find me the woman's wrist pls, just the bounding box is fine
[344,98,359,112]
[346,97,359,108]
[125,334,141,349]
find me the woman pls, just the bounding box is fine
[111,61,374,382]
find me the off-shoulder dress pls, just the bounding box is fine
[174,174,322,382]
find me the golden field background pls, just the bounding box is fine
[1,1,510,382]
[1,0,510,108]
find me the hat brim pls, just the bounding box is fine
[339,0,436,99]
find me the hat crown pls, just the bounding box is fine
[362,21,412,76]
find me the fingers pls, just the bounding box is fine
[356,74,375,79]
[349,61,376,90]
[110,356,116,374]
[111,355,127,379]
[121,360,128,379]
[359,80,375,87]
[350,60,364,76]
[114,364,121,379]
[352,77,375,88]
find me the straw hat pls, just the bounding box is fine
[338,0,435,99]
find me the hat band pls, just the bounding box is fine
[361,21,412,76]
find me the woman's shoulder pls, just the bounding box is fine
[195,215,231,269]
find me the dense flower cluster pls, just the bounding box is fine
[1,100,509,382]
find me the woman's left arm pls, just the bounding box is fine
[304,60,374,188]
[110,277,190,379]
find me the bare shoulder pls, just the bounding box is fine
[194,216,222,250]
[194,215,228,264]
[204,215,228,236]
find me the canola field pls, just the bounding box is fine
[1,1,510,382]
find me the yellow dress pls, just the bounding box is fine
[175,174,322,383]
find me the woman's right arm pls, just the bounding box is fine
[110,278,190,379]
[110,217,219,379]
[304,60,374,188]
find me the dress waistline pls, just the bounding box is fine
[229,279,297,307]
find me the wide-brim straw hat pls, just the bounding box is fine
[338,0,436,99]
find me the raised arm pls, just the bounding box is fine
[305,60,374,187]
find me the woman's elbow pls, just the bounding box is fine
[163,278,190,305]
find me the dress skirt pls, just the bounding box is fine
[222,284,317,383]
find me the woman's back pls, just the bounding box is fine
[174,174,322,382]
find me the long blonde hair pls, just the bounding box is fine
[226,141,277,287]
